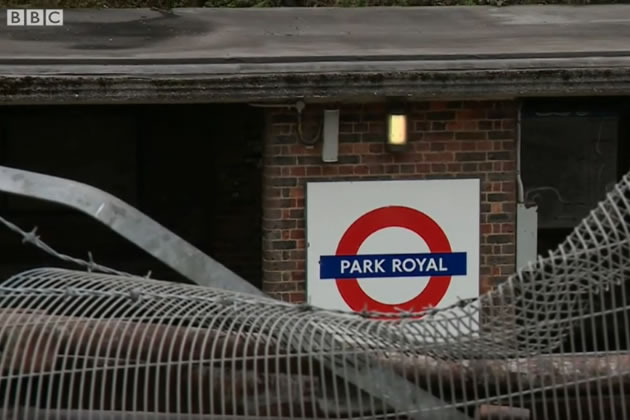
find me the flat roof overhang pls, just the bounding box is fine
[2,5,630,105]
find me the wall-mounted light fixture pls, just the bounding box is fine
[322,109,340,162]
[386,107,409,152]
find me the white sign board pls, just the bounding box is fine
[306,179,480,318]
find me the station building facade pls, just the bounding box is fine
[0,6,628,308]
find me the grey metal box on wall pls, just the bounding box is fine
[517,203,538,270]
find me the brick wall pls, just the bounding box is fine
[262,101,517,303]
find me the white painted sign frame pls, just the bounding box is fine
[305,178,481,317]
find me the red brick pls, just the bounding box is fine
[339,166,354,175]
[393,153,421,163]
[275,293,292,303]
[425,132,455,141]
[290,229,304,239]
[413,141,430,152]
[446,142,463,151]
[401,164,415,173]
[446,120,477,131]
[288,144,315,155]
[323,166,338,176]
[425,152,454,162]
[456,131,487,141]
[290,250,305,260]
[502,202,516,213]
[306,167,321,176]
[501,224,514,233]
[447,163,461,172]
[503,161,515,171]
[461,142,476,151]
[265,198,295,209]
[262,101,517,298]
[363,154,393,164]
[368,122,386,133]
[457,109,487,120]
[265,282,298,293]
[369,164,385,174]
[369,143,385,153]
[290,167,306,176]
[476,141,493,151]
[416,163,431,173]
[339,143,354,154]
[289,187,304,198]
[353,143,371,154]
[479,162,493,172]
[431,163,447,172]
[413,121,430,132]
[354,165,369,174]
[290,292,306,303]
[385,164,401,174]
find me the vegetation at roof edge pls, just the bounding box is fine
[2,0,628,7]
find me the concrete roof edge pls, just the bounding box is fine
[1,67,629,105]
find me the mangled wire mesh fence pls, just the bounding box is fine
[0,174,629,419]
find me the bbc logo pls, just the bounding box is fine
[6,9,64,26]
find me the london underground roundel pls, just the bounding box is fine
[306,179,480,318]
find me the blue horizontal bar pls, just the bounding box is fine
[319,252,467,280]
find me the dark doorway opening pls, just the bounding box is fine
[521,97,630,352]
[521,97,630,256]
[0,104,265,288]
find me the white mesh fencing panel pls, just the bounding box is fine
[0,174,629,419]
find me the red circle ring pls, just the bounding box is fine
[335,206,452,314]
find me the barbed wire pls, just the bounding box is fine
[0,214,139,278]
[0,212,466,320]
[0,214,524,321]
